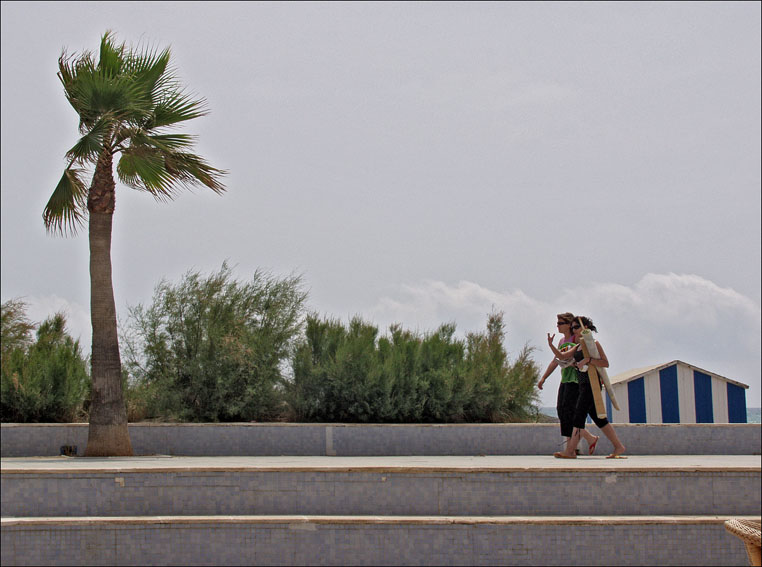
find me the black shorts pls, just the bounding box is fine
[572,373,609,430]
[556,381,579,438]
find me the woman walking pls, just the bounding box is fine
[538,312,599,456]
[547,316,626,459]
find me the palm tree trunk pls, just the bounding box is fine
[84,150,133,456]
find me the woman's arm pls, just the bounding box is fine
[547,333,578,359]
[537,358,559,390]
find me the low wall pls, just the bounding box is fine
[1,517,750,566]
[1,422,759,457]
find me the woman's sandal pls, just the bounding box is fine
[588,436,599,455]
[553,451,577,459]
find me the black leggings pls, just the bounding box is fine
[573,373,609,430]
[556,382,579,438]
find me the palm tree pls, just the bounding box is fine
[44,32,226,456]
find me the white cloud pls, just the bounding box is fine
[368,273,762,407]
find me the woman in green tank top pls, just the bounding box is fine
[549,316,626,459]
[538,312,599,455]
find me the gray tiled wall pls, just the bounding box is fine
[3,469,760,517]
[0,520,749,566]
[2,423,760,457]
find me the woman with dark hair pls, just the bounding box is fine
[538,312,599,455]
[547,316,626,459]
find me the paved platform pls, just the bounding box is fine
[3,453,760,473]
[5,514,760,527]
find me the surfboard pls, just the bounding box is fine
[579,329,620,411]
[577,336,607,419]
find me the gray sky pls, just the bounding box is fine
[2,1,760,408]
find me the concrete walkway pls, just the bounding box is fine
[2,454,760,473]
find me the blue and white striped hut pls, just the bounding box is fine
[605,360,748,424]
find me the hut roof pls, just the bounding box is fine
[610,360,748,389]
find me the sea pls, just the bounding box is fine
[540,407,761,424]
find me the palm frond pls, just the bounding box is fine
[43,167,89,235]
[59,66,150,134]
[90,76,152,130]
[147,133,197,151]
[117,146,180,199]
[65,118,110,163]
[125,45,172,103]
[117,146,226,198]
[150,89,209,129]
[58,51,96,118]
[163,152,227,194]
[59,37,154,135]
[97,30,126,79]
[127,131,197,152]
[115,130,197,155]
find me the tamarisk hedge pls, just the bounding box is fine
[1,300,90,422]
[286,312,540,423]
[121,263,306,422]
[4,267,541,423]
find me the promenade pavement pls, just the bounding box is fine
[2,454,760,473]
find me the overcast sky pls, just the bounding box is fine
[2,1,760,408]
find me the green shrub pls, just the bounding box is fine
[121,263,307,422]
[287,311,539,422]
[461,314,540,421]
[1,300,90,422]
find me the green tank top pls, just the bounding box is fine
[559,341,579,383]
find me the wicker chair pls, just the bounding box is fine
[725,519,762,566]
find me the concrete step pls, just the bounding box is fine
[1,514,756,566]
[2,455,759,517]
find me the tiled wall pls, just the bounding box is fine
[4,469,760,517]
[1,520,749,566]
[1,423,760,457]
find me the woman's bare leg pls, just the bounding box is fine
[580,428,596,444]
[565,429,597,455]
[599,424,626,457]
[560,428,582,457]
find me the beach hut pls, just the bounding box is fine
[605,360,748,424]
